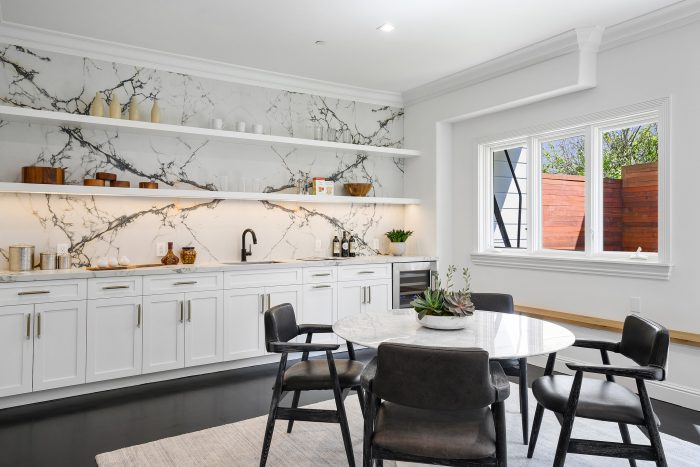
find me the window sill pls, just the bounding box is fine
[470,252,671,280]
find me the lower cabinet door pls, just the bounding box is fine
[337,281,364,321]
[301,283,338,344]
[0,304,34,397]
[223,287,265,361]
[268,284,303,345]
[142,293,185,374]
[86,297,143,383]
[33,300,87,391]
[184,290,224,367]
[363,279,392,313]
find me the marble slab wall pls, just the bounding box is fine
[0,43,406,268]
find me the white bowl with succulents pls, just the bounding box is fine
[385,229,413,256]
[411,266,475,330]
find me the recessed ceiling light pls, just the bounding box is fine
[377,23,395,33]
[314,40,326,46]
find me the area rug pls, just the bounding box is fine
[96,383,699,466]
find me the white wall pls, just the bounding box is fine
[405,21,700,408]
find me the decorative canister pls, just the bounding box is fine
[57,254,72,269]
[181,246,197,264]
[161,242,180,265]
[9,244,35,271]
[40,252,57,270]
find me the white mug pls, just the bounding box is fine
[236,121,247,132]
[211,118,223,130]
[253,123,263,134]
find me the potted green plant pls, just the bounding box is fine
[410,266,475,330]
[385,229,413,256]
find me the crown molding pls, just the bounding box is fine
[0,21,404,108]
[402,0,700,107]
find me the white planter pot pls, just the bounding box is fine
[415,312,469,330]
[389,242,406,256]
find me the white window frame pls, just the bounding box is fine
[472,98,671,280]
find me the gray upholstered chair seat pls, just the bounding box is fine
[283,359,364,390]
[373,402,497,460]
[533,375,659,425]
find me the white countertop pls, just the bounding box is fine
[0,256,437,283]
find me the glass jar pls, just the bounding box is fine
[181,246,197,264]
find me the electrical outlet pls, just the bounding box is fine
[156,242,166,257]
[314,239,322,252]
[372,238,379,250]
[630,297,641,314]
[56,243,70,255]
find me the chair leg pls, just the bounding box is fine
[519,357,529,445]
[493,400,508,467]
[553,371,583,467]
[527,403,545,458]
[327,351,356,467]
[260,354,287,467]
[637,380,668,467]
[356,387,365,416]
[286,390,301,433]
[363,394,375,467]
[618,423,637,467]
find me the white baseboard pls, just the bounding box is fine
[528,354,700,411]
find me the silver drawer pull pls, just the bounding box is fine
[313,284,332,289]
[174,281,198,285]
[137,304,142,328]
[312,273,331,277]
[18,290,50,296]
[36,312,41,338]
[26,314,31,339]
[102,284,130,290]
[358,271,376,274]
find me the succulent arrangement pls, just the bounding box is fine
[385,229,413,243]
[411,265,475,319]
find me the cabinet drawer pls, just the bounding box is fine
[0,280,87,306]
[303,266,338,284]
[338,264,391,281]
[88,276,143,299]
[224,268,302,289]
[143,272,222,294]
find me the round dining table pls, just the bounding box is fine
[333,308,575,359]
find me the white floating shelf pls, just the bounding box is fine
[0,182,421,205]
[0,106,420,159]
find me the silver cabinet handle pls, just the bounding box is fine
[358,271,376,274]
[187,300,192,322]
[361,286,366,304]
[18,290,50,296]
[313,284,332,289]
[259,294,264,314]
[102,284,130,290]
[312,273,331,277]
[36,312,41,338]
[266,293,271,311]
[137,304,142,328]
[26,314,31,339]
[174,281,198,286]
[179,301,184,322]
[368,286,372,304]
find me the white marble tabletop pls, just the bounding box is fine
[333,309,576,359]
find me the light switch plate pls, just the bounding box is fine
[314,239,322,251]
[630,297,641,314]
[56,243,70,255]
[372,238,379,250]
[156,242,166,257]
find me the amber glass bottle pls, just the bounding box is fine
[161,242,180,265]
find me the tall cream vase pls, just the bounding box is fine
[150,99,161,123]
[89,92,104,117]
[128,96,139,121]
[109,93,121,119]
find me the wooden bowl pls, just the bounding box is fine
[109,180,131,188]
[83,178,105,187]
[344,183,372,197]
[139,181,159,189]
[95,172,117,181]
[22,166,65,185]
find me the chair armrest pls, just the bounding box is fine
[565,363,664,381]
[573,339,620,352]
[489,361,511,402]
[297,324,334,334]
[361,356,377,391]
[266,341,340,353]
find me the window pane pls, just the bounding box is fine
[492,146,527,249]
[540,135,586,251]
[602,123,658,253]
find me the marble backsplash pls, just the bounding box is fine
[0,43,407,268]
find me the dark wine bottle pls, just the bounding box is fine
[332,235,340,257]
[348,234,357,257]
[341,232,349,257]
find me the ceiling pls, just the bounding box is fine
[0,0,681,93]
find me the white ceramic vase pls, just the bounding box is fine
[128,96,140,121]
[109,93,121,119]
[90,92,104,117]
[150,99,161,123]
[389,242,406,256]
[415,312,468,330]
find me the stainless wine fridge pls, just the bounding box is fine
[392,261,438,309]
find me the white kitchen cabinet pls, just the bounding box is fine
[33,300,87,391]
[338,278,392,320]
[302,283,338,344]
[184,291,224,367]
[0,304,34,397]
[142,293,185,374]
[223,287,265,360]
[363,279,392,314]
[86,296,143,383]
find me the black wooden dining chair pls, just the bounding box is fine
[362,343,510,467]
[471,292,529,445]
[259,303,365,467]
[527,314,670,467]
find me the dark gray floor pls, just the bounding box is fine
[0,350,698,467]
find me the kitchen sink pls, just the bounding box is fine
[221,261,284,265]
